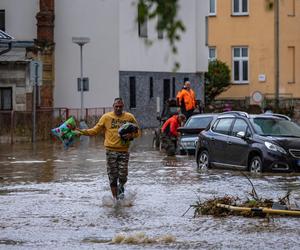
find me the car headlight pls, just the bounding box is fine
[264,142,287,154]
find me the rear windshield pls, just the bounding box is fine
[186,116,213,128]
[250,118,300,137]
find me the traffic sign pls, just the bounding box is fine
[30,60,43,86]
[77,77,89,91]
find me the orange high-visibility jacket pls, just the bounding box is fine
[161,115,180,137]
[177,88,196,111]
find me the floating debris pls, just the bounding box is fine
[190,193,300,218]
[112,232,176,245]
[188,174,300,218]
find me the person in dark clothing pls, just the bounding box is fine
[160,114,186,156]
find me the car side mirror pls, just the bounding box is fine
[237,131,246,138]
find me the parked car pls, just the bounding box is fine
[177,114,217,155]
[195,111,300,173]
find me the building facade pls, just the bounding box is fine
[0,0,54,112]
[0,0,209,128]
[208,0,300,113]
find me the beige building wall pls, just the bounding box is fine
[209,0,300,101]
[280,0,300,98]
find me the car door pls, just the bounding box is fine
[226,118,250,168]
[210,118,234,165]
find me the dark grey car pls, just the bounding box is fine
[195,111,300,173]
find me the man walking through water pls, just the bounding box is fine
[79,97,140,200]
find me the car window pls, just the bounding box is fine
[186,116,213,128]
[212,118,234,135]
[250,118,300,137]
[231,119,248,137]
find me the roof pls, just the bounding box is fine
[0,30,14,41]
[190,113,218,118]
[217,111,291,121]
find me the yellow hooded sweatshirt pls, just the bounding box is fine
[80,111,140,152]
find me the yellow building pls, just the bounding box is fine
[208,0,300,109]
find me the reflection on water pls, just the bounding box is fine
[0,135,300,249]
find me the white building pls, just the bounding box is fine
[0,0,209,128]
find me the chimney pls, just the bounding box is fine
[35,0,55,108]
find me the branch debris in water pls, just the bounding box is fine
[189,174,298,218]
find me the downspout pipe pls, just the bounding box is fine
[274,0,280,110]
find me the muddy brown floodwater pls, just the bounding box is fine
[0,132,300,249]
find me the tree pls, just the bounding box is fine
[137,0,185,70]
[204,59,231,105]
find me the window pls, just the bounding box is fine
[231,119,248,137]
[157,15,163,39]
[0,87,12,110]
[0,10,5,31]
[172,77,176,98]
[163,79,170,103]
[212,118,234,135]
[287,0,295,16]
[209,47,216,61]
[149,77,154,98]
[209,0,216,15]
[186,116,214,128]
[287,46,295,83]
[232,47,249,83]
[232,0,248,15]
[129,77,136,108]
[138,16,148,38]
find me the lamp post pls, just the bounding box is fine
[72,36,90,121]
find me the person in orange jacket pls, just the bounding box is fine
[161,114,186,156]
[177,81,197,120]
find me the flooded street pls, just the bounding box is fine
[1,133,300,249]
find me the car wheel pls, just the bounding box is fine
[249,156,262,173]
[197,150,210,169]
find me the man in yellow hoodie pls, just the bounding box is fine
[79,97,140,200]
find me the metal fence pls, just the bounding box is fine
[210,96,296,117]
[0,107,112,143]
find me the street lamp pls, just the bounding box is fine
[72,36,90,121]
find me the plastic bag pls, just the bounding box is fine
[51,116,80,148]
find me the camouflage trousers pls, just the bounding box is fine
[106,150,129,188]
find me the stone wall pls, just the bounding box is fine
[0,62,29,111]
